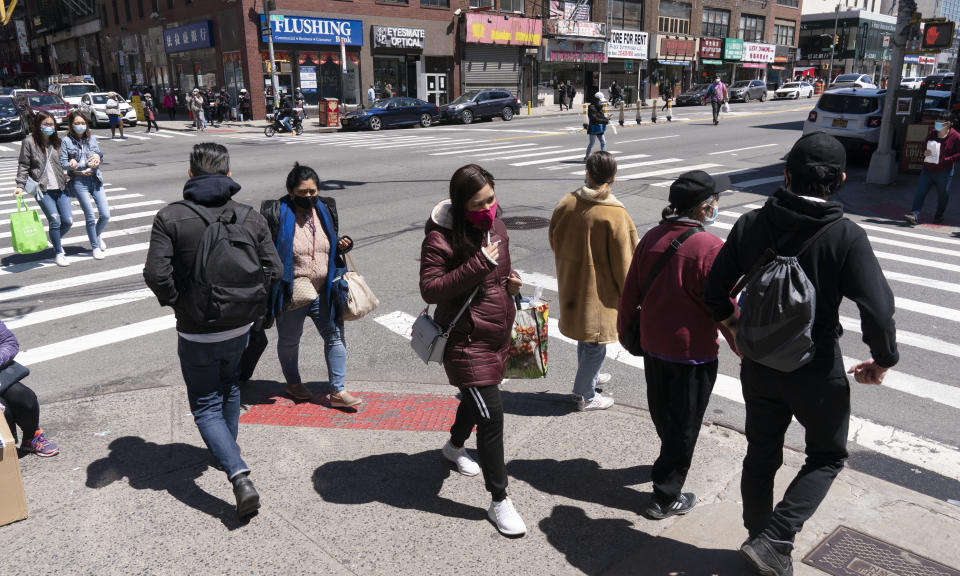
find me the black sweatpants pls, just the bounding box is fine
[450,385,507,501]
[740,354,849,544]
[1,381,40,445]
[644,355,717,506]
[711,100,722,124]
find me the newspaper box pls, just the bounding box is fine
[320,98,339,127]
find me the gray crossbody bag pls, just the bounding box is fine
[411,286,479,364]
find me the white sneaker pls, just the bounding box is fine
[577,392,615,412]
[442,440,480,476]
[54,252,69,267]
[596,373,612,386]
[97,237,106,250]
[91,247,106,260]
[488,497,527,536]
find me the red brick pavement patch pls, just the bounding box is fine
[239,392,459,432]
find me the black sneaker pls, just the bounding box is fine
[740,535,793,576]
[933,213,945,224]
[232,474,261,519]
[643,492,697,519]
[904,213,919,226]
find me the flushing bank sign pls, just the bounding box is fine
[260,14,363,46]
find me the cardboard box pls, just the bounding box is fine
[0,417,28,527]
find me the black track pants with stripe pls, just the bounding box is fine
[450,385,507,501]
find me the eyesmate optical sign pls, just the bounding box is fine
[373,26,425,50]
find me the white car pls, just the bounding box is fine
[77,92,138,127]
[828,73,877,90]
[775,82,815,99]
[803,88,885,155]
[901,76,923,90]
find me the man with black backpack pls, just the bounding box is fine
[143,143,282,520]
[703,132,898,576]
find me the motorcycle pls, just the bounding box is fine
[264,112,303,137]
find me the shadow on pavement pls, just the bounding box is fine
[751,120,804,131]
[541,505,745,575]
[312,450,486,521]
[501,390,579,417]
[507,457,652,514]
[85,436,246,530]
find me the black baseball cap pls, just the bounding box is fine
[669,170,731,213]
[786,132,846,180]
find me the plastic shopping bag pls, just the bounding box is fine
[9,195,47,255]
[506,292,549,379]
[925,140,941,164]
[722,101,731,114]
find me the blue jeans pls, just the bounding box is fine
[911,165,953,217]
[586,133,607,157]
[573,341,607,401]
[37,188,73,254]
[177,333,251,480]
[280,117,292,132]
[276,296,346,393]
[69,175,109,249]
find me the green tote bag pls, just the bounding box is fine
[9,195,48,254]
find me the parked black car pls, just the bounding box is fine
[439,90,520,124]
[675,84,711,106]
[0,96,26,139]
[340,97,440,131]
[728,80,768,102]
[922,73,954,91]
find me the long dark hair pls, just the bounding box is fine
[31,111,61,151]
[449,164,496,262]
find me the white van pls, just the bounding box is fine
[49,82,100,108]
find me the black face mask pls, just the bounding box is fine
[292,196,314,209]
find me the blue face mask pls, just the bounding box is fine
[40,126,56,136]
[72,124,86,135]
[935,122,945,131]
[703,203,719,225]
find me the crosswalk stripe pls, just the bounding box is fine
[511,151,622,167]
[16,314,176,366]
[146,132,174,138]
[361,138,459,150]
[0,242,150,275]
[0,201,161,231]
[730,176,783,188]
[894,296,960,321]
[884,271,960,294]
[618,163,721,181]
[840,316,960,358]
[0,264,144,301]
[869,251,960,274]
[3,288,154,329]
[0,188,129,205]
[708,143,779,155]
[431,143,535,156]
[0,224,153,256]
[572,158,677,176]
[858,223,960,246]
[0,145,14,152]
[122,134,152,141]
[472,146,563,159]
[0,193,143,215]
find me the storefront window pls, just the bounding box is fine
[702,9,730,39]
[658,1,691,35]
[610,0,643,30]
[374,56,405,98]
[739,14,765,42]
[223,51,244,107]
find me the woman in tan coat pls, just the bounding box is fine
[549,152,639,411]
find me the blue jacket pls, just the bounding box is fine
[60,133,104,183]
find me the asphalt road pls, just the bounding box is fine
[1,96,958,504]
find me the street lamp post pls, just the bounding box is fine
[827,3,841,82]
[262,0,280,115]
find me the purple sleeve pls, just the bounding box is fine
[0,321,20,368]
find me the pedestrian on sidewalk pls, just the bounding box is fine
[904,112,959,225]
[420,164,527,537]
[618,170,737,520]
[367,84,376,107]
[706,77,728,126]
[204,88,217,127]
[61,111,109,260]
[584,92,610,160]
[660,80,673,111]
[260,163,361,408]
[163,89,176,121]
[13,112,72,267]
[566,80,576,110]
[703,132,899,576]
[0,321,59,457]
[143,143,282,520]
[550,152,638,411]
[189,88,205,131]
[218,87,231,123]
[237,88,251,123]
[105,92,125,139]
[142,93,160,133]
[559,82,568,111]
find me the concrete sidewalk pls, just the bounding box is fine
[3,374,958,575]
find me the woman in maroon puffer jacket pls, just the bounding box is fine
[419,164,527,537]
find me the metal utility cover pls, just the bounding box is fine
[803,526,960,576]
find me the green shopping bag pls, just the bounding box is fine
[9,195,48,255]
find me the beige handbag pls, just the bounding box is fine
[339,253,380,321]
[288,277,318,311]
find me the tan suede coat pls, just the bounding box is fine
[549,186,639,344]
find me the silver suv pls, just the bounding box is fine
[803,88,884,154]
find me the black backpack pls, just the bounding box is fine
[733,218,844,372]
[176,200,268,328]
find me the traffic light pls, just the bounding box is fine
[835,34,840,45]
[922,21,955,50]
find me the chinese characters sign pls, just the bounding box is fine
[658,37,696,61]
[163,21,214,54]
[607,29,648,60]
[464,14,541,46]
[544,38,606,62]
[743,42,775,63]
[546,19,606,38]
[723,38,743,61]
[700,37,722,59]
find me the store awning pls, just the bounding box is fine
[793,66,816,75]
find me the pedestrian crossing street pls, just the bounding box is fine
[0,128,197,155]
[1,152,959,492]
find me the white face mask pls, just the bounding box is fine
[703,203,719,224]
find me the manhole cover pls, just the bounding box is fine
[501,216,550,230]
[803,526,960,576]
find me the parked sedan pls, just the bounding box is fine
[675,84,711,106]
[77,92,139,127]
[0,96,26,139]
[828,73,876,90]
[774,81,815,99]
[340,97,440,131]
[901,76,923,90]
[439,90,520,124]
[728,80,768,102]
[15,92,70,127]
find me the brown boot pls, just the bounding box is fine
[285,382,314,400]
[328,390,362,407]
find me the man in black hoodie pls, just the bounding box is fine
[704,132,898,576]
[144,143,282,520]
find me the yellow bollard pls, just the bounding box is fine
[527,101,531,115]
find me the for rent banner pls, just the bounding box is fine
[607,29,648,60]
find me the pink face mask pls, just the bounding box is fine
[465,199,498,230]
